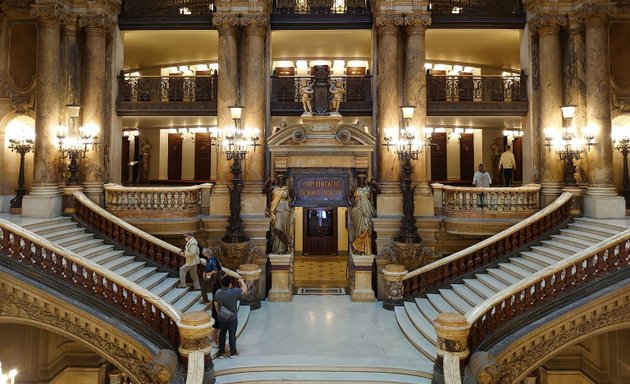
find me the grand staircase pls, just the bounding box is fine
[395,217,629,360]
[20,215,250,354]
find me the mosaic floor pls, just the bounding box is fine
[293,256,349,290]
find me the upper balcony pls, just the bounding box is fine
[428,0,525,28]
[116,72,218,116]
[119,0,215,30]
[271,0,372,29]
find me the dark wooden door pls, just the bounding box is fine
[121,136,130,183]
[194,133,211,180]
[460,133,475,182]
[132,135,139,183]
[167,133,182,180]
[303,208,337,255]
[431,132,448,181]
[513,137,523,184]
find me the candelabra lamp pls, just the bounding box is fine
[56,103,98,185]
[212,106,260,243]
[613,132,630,209]
[544,105,595,185]
[383,106,423,243]
[0,362,18,384]
[6,119,35,210]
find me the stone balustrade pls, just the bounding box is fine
[434,184,541,219]
[104,183,214,219]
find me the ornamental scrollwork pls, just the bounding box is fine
[381,242,434,271]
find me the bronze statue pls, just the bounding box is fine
[348,173,380,255]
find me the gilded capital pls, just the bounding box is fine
[580,2,616,25]
[31,4,65,26]
[528,13,567,35]
[240,14,268,35]
[79,14,115,33]
[404,13,431,33]
[375,14,403,35]
[212,13,239,35]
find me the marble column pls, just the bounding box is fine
[375,15,403,182]
[212,14,239,184]
[241,15,267,188]
[582,4,625,218]
[23,5,63,218]
[535,14,565,206]
[79,15,108,205]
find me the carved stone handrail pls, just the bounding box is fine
[402,192,573,297]
[441,184,541,219]
[0,217,182,347]
[104,183,212,219]
[466,227,630,353]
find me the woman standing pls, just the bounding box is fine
[263,174,295,254]
[348,173,380,255]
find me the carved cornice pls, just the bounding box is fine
[1,0,33,16]
[528,13,567,34]
[0,273,165,384]
[492,287,630,384]
[212,13,239,34]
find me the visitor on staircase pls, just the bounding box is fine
[201,248,224,347]
[215,275,248,359]
[178,232,201,290]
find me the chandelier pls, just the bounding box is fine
[210,106,260,160]
[56,103,98,185]
[6,117,35,210]
[0,362,17,384]
[382,105,432,161]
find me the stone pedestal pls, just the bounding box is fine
[562,186,584,217]
[62,185,83,215]
[432,312,470,384]
[237,263,262,310]
[268,253,293,302]
[177,312,215,384]
[382,264,407,310]
[199,183,214,216]
[351,254,376,302]
[584,187,626,219]
[541,182,564,207]
[22,186,62,218]
[82,182,104,207]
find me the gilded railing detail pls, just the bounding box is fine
[467,228,630,353]
[403,193,573,297]
[104,184,210,219]
[0,218,182,347]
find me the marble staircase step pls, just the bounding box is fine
[415,298,439,323]
[486,268,520,286]
[25,221,76,235]
[529,246,569,261]
[574,217,628,232]
[463,278,496,299]
[77,244,114,259]
[23,217,72,230]
[426,294,459,315]
[498,262,532,279]
[520,251,558,267]
[162,287,189,305]
[89,250,126,265]
[438,289,473,314]
[138,271,170,291]
[567,222,621,237]
[65,239,105,253]
[450,284,484,306]
[476,274,508,292]
[100,255,135,271]
[394,307,436,360]
[57,233,96,247]
[509,257,548,272]
[40,227,87,241]
[559,228,608,243]
[150,278,180,297]
[540,240,583,255]
[550,234,597,249]
[112,261,145,278]
[403,301,437,344]
[172,291,200,312]
[126,266,157,284]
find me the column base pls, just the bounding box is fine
[82,182,104,207]
[583,187,626,219]
[22,186,62,218]
[540,182,564,207]
[62,185,84,215]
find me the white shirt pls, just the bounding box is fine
[473,171,492,188]
[499,151,516,169]
[183,237,200,266]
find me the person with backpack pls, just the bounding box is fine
[178,232,201,290]
[200,248,224,347]
[214,275,248,358]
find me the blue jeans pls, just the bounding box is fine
[218,319,238,355]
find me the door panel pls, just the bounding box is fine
[303,208,337,255]
[167,133,182,181]
[460,133,475,182]
[121,136,130,183]
[194,133,211,180]
[513,137,523,183]
[431,132,448,181]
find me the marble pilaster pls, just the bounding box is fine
[375,14,403,182]
[80,15,110,205]
[213,14,239,183]
[533,14,566,205]
[23,4,63,217]
[582,3,625,218]
[241,15,268,187]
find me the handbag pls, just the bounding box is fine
[216,289,235,322]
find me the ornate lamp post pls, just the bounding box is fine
[56,104,98,185]
[544,105,595,185]
[212,106,260,243]
[612,130,630,209]
[6,119,35,210]
[0,362,18,384]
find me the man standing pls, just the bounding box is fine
[473,164,492,207]
[215,275,248,359]
[178,232,201,290]
[499,145,516,187]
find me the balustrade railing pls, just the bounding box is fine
[427,74,526,103]
[273,0,370,14]
[117,73,218,104]
[403,193,573,297]
[428,0,523,16]
[75,191,183,271]
[440,184,540,218]
[271,75,372,114]
[467,227,630,352]
[0,217,181,347]
[121,0,214,16]
[104,183,208,219]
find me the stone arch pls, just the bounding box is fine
[0,269,179,383]
[489,285,630,384]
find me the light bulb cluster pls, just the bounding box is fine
[0,362,18,384]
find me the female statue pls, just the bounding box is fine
[348,173,380,255]
[263,174,295,254]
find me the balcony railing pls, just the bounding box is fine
[273,0,370,14]
[116,73,218,115]
[271,75,372,115]
[428,0,525,28]
[427,74,528,116]
[435,184,541,218]
[271,0,371,29]
[119,0,215,29]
